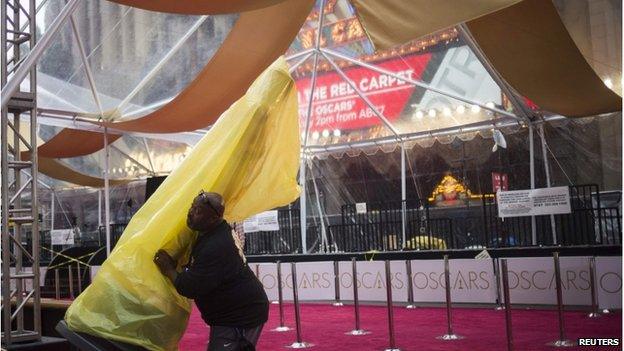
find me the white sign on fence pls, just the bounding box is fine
[243,211,280,233]
[256,211,279,231]
[355,203,367,214]
[243,218,259,233]
[51,229,75,245]
[497,186,571,218]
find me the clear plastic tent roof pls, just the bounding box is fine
[24,0,621,189]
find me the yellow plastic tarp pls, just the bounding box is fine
[64,57,301,350]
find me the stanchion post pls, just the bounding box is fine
[68,265,74,299]
[272,261,292,332]
[76,262,82,294]
[587,257,601,318]
[494,258,505,310]
[287,262,313,349]
[501,259,513,351]
[437,255,463,340]
[332,261,343,306]
[405,260,416,309]
[346,257,370,335]
[54,269,60,300]
[384,260,400,351]
[547,252,576,347]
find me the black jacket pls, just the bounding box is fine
[174,220,268,328]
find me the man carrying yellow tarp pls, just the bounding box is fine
[63,57,301,351]
[154,191,268,351]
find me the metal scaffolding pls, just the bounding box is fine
[1,0,42,345]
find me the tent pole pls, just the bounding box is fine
[401,143,407,249]
[529,124,536,245]
[310,161,329,252]
[50,191,55,231]
[70,15,103,114]
[299,0,326,254]
[104,127,111,256]
[539,124,557,244]
[98,189,102,227]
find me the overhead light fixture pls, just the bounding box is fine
[456,105,466,114]
[485,102,495,109]
[428,109,437,118]
[312,131,320,140]
[333,129,341,137]
[471,105,481,114]
[443,107,452,117]
[415,110,424,119]
[322,129,330,138]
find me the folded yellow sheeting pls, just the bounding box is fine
[64,57,301,350]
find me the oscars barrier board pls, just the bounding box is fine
[248,257,620,308]
[255,259,497,303]
[596,257,622,309]
[91,256,621,307]
[503,256,621,309]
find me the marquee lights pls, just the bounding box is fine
[408,103,497,121]
[292,27,458,75]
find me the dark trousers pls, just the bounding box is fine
[207,324,264,351]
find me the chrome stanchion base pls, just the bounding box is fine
[587,312,602,318]
[602,309,611,314]
[495,305,505,311]
[271,326,293,332]
[345,329,371,336]
[287,342,314,349]
[436,334,464,341]
[546,339,577,347]
[405,304,417,309]
[332,301,344,307]
[383,348,401,351]
[271,300,279,304]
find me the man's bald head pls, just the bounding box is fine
[186,191,225,231]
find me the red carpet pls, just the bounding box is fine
[180,303,621,350]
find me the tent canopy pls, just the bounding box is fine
[7,0,620,188]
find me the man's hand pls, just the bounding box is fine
[154,249,178,283]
